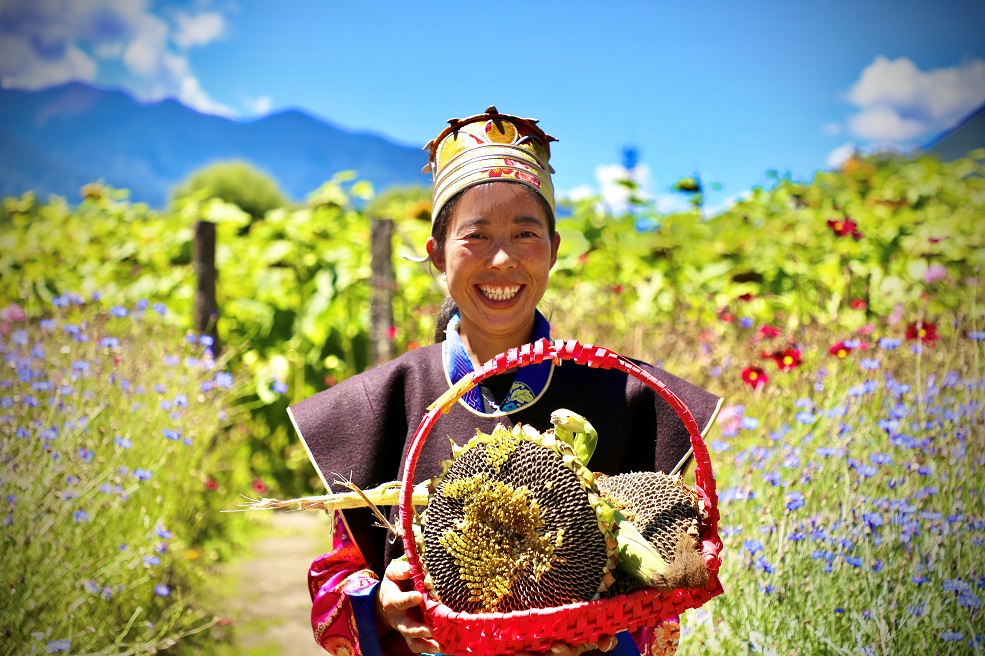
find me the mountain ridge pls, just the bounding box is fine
[0,82,429,207]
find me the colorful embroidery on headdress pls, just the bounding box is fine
[424,106,557,223]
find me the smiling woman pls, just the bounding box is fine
[288,107,724,656]
[428,182,559,365]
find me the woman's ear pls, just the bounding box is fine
[550,231,561,269]
[426,236,445,272]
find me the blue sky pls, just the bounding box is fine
[2,0,984,210]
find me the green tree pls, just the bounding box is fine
[364,184,432,221]
[170,160,289,220]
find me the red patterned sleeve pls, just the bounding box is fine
[308,511,388,656]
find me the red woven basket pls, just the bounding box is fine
[399,339,724,655]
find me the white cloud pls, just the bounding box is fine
[94,42,124,58]
[559,184,596,202]
[826,143,857,169]
[565,165,713,215]
[653,193,692,214]
[847,106,928,142]
[596,162,653,214]
[822,122,842,136]
[122,13,169,76]
[0,34,97,89]
[173,12,225,49]
[0,0,233,116]
[703,191,750,217]
[844,56,985,145]
[249,95,273,115]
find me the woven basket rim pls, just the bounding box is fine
[396,339,724,650]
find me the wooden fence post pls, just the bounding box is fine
[193,220,220,350]
[370,216,394,366]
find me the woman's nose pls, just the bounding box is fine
[489,240,517,268]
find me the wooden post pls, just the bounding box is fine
[370,217,394,366]
[193,220,220,350]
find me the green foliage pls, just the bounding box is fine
[170,160,289,220]
[0,301,255,655]
[548,152,984,350]
[0,149,983,653]
[653,320,984,655]
[364,184,432,221]
[0,152,982,500]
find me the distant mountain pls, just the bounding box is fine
[924,102,985,163]
[0,82,429,207]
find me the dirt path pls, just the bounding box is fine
[222,511,331,656]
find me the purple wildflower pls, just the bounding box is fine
[785,491,805,512]
[869,453,892,466]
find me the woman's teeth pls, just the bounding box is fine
[479,285,520,301]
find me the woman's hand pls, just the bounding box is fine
[515,634,618,656]
[375,558,440,654]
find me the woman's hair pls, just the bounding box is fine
[431,181,556,343]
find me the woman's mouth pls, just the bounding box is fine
[477,284,521,301]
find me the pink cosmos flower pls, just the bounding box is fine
[0,303,26,323]
[923,264,947,284]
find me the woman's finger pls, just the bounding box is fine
[544,642,597,656]
[597,635,618,652]
[382,587,423,611]
[393,616,433,639]
[384,558,414,580]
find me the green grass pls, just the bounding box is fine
[0,298,259,655]
[654,327,985,654]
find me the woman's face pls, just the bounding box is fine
[428,182,560,349]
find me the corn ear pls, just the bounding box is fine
[550,408,598,465]
[612,514,677,590]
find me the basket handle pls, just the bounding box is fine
[399,338,721,597]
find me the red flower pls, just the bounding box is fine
[718,308,734,323]
[613,284,624,294]
[827,217,863,240]
[741,366,769,389]
[204,478,219,491]
[905,321,939,343]
[828,341,854,358]
[756,324,782,340]
[761,347,802,371]
[251,479,268,495]
[387,325,397,340]
[849,298,867,310]
[737,293,755,302]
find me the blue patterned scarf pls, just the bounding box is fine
[442,310,552,415]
